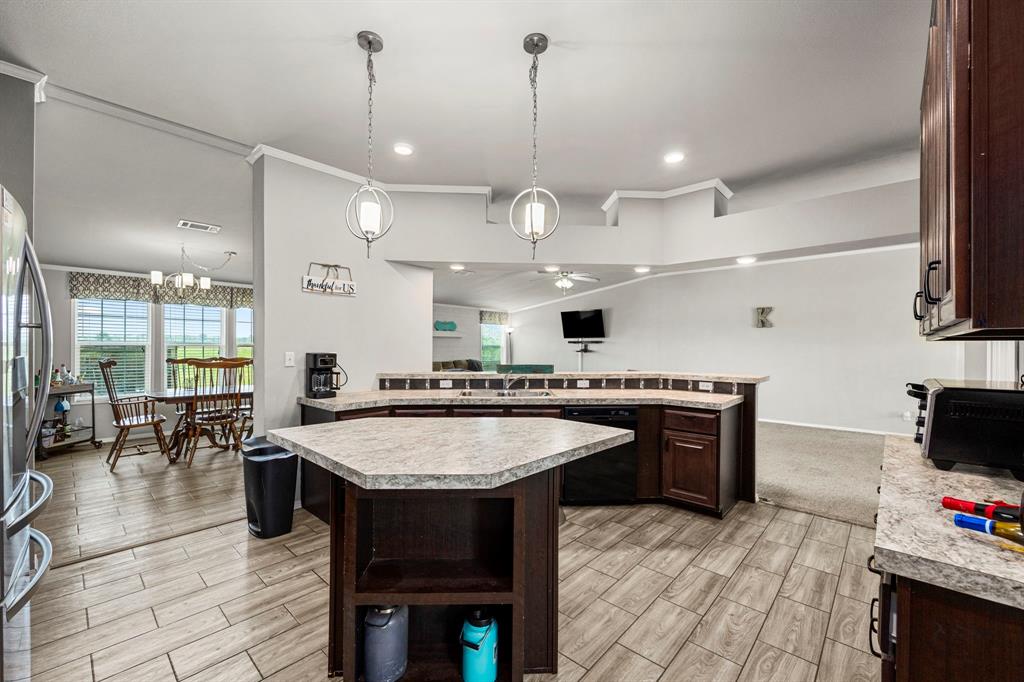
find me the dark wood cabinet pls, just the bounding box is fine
[919,0,1024,339]
[451,407,506,417]
[392,408,450,417]
[871,568,1024,681]
[508,407,563,418]
[659,407,738,515]
[661,430,718,508]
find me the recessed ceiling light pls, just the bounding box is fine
[634,266,651,274]
[663,151,685,164]
[393,142,414,156]
[449,264,465,271]
[543,265,560,272]
[736,256,757,265]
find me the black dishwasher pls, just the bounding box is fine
[561,406,638,504]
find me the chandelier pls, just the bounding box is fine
[509,32,559,260]
[345,30,394,258]
[150,246,235,291]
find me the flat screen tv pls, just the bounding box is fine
[561,309,605,339]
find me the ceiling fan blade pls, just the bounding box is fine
[569,274,600,282]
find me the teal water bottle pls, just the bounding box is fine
[460,609,498,682]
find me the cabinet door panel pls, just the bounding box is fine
[392,408,450,417]
[661,430,718,509]
[507,408,562,418]
[452,408,507,417]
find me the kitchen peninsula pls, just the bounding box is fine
[297,371,767,525]
[267,417,633,680]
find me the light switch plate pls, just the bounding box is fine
[698,381,713,391]
[577,379,590,388]
[439,379,453,388]
[284,351,295,367]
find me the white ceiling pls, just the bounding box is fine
[0,0,930,200]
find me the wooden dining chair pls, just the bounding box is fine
[218,356,254,441]
[182,358,246,467]
[98,359,171,471]
[165,357,192,435]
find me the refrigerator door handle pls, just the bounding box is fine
[22,235,53,456]
[6,470,53,537]
[4,528,53,620]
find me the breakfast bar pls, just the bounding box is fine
[267,417,633,680]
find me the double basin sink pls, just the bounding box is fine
[458,389,554,398]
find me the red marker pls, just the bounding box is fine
[942,496,1019,522]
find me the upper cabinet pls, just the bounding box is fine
[918,0,1024,339]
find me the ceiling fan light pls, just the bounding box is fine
[555,278,573,290]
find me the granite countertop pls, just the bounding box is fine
[377,370,770,384]
[267,417,634,490]
[875,435,1024,609]
[297,388,744,412]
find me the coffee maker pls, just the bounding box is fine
[306,353,342,399]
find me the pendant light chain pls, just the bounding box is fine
[529,51,539,191]
[366,47,376,186]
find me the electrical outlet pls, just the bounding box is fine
[284,351,295,367]
[698,381,713,391]
[439,379,453,388]
[901,410,913,422]
[577,379,590,388]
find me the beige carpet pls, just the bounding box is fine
[756,421,883,527]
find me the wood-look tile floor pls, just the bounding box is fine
[24,497,880,681]
[37,443,248,566]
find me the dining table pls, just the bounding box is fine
[146,384,254,460]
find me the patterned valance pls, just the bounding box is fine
[67,271,254,308]
[480,309,509,325]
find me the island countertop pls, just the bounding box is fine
[267,417,634,490]
[875,435,1024,609]
[297,388,744,413]
[376,370,770,384]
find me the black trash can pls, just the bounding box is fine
[241,436,298,539]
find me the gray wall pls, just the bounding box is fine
[0,74,36,228]
[253,155,433,433]
[510,247,962,434]
[432,304,481,363]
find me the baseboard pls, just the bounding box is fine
[758,418,909,438]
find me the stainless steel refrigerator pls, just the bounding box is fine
[0,185,54,680]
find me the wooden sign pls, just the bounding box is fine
[302,263,356,296]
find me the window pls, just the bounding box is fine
[75,298,150,398]
[480,323,505,372]
[164,304,224,386]
[234,308,253,359]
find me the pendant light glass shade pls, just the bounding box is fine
[345,30,393,258]
[509,32,559,260]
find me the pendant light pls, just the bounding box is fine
[345,30,394,258]
[509,33,559,260]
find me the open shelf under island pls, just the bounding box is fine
[268,416,633,681]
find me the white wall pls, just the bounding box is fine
[253,155,433,433]
[510,247,962,434]
[432,304,481,363]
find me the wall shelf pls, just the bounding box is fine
[432,331,464,338]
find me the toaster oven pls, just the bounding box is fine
[907,379,1024,481]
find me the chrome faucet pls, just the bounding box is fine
[503,374,526,391]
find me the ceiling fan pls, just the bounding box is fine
[535,270,600,295]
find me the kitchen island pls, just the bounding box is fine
[268,417,632,681]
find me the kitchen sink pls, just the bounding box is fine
[458,389,554,398]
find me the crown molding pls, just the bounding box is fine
[601,178,734,213]
[0,60,48,102]
[44,84,252,156]
[247,145,493,203]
